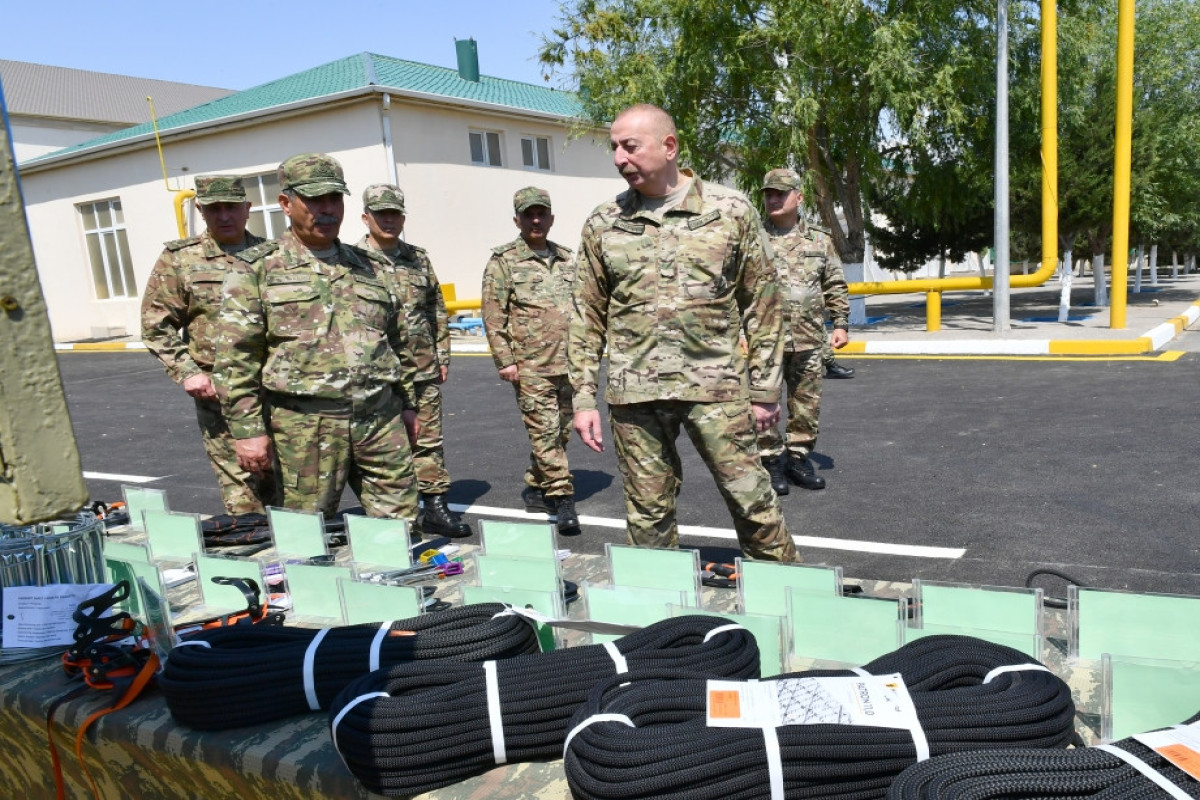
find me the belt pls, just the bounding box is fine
[266,386,394,419]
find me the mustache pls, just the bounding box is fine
[314,215,341,224]
[620,167,638,176]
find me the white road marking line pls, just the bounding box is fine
[82,471,162,484]
[449,502,964,559]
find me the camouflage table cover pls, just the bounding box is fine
[0,541,1098,799]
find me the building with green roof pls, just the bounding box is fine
[19,46,623,342]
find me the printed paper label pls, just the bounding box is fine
[2,584,114,648]
[707,674,919,732]
[1135,722,1200,781]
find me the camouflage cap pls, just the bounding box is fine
[277,153,350,197]
[513,186,552,213]
[363,183,405,213]
[762,168,802,192]
[194,175,247,205]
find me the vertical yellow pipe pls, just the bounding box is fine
[1110,0,1135,328]
[926,291,942,332]
[1042,0,1058,316]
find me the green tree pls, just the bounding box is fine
[540,0,999,264]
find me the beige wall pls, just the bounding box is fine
[21,96,625,342]
[10,116,124,164]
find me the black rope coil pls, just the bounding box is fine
[887,711,1200,800]
[328,614,760,797]
[563,634,1077,800]
[159,603,540,730]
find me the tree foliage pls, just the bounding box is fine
[540,0,1200,268]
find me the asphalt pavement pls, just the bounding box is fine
[57,317,1200,596]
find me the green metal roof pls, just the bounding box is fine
[25,53,581,165]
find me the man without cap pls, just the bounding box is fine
[213,154,423,528]
[141,176,279,514]
[481,187,579,533]
[356,183,470,537]
[757,168,851,495]
[569,104,798,562]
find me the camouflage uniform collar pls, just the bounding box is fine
[279,230,357,268]
[764,217,808,238]
[618,168,705,221]
[357,234,414,261]
[199,229,259,258]
[513,236,566,263]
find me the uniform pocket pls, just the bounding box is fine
[354,280,392,330]
[264,282,325,337]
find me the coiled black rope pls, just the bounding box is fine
[159,603,540,730]
[328,614,760,797]
[563,634,1077,800]
[887,711,1200,800]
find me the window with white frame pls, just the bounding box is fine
[78,198,136,300]
[521,135,552,172]
[469,129,503,167]
[241,171,288,239]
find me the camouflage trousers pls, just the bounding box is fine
[412,379,450,495]
[609,400,797,562]
[267,390,418,521]
[513,373,574,497]
[194,398,278,514]
[758,348,823,460]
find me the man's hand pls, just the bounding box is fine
[574,409,605,453]
[438,364,449,383]
[830,328,849,349]
[751,402,781,433]
[498,365,519,383]
[182,373,218,401]
[235,435,274,475]
[403,409,419,443]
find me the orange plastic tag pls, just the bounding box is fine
[1157,744,1200,781]
[709,689,742,719]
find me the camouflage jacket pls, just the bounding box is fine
[481,237,574,376]
[356,236,450,381]
[764,219,850,351]
[140,230,264,382]
[569,171,783,410]
[213,231,415,440]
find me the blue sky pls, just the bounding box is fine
[9,0,571,90]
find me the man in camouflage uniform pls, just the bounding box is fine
[213,154,422,528]
[481,187,579,533]
[141,175,279,514]
[757,168,851,495]
[570,104,798,562]
[357,184,470,537]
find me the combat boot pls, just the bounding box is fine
[419,493,472,538]
[762,457,789,496]
[825,360,855,379]
[550,495,579,532]
[522,486,553,514]
[786,457,826,490]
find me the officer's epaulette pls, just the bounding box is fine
[491,240,519,257]
[163,236,201,251]
[235,240,280,263]
[553,241,574,256]
[810,222,832,235]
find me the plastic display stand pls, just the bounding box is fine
[606,543,700,607]
[583,583,687,644]
[787,587,907,666]
[738,559,842,617]
[267,507,328,561]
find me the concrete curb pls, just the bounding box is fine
[51,300,1200,357]
[56,341,147,352]
[838,300,1200,356]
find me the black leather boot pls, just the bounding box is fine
[825,360,856,379]
[762,457,789,496]
[550,495,579,532]
[521,486,553,514]
[786,457,826,490]
[419,493,472,537]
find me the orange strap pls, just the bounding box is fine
[71,651,160,799]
